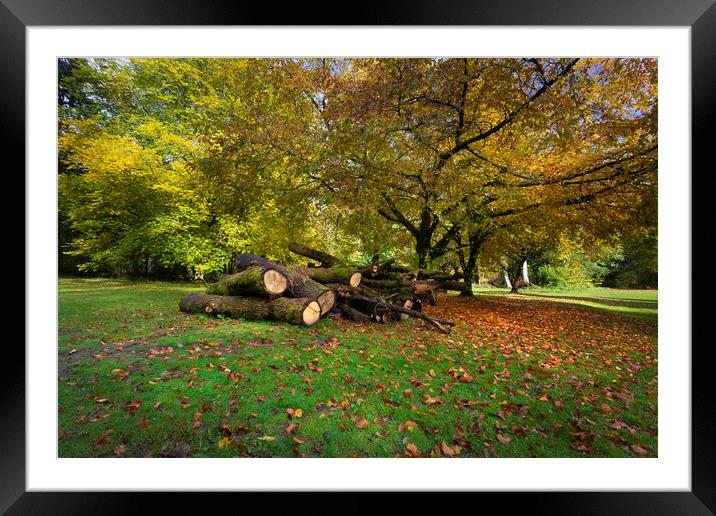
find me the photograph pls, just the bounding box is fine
[56,56,659,459]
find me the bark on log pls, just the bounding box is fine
[207,266,288,297]
[422,271,465,281]
[437,280,471,293]
[344,291,453,334]
[360,277,411,291]
[283,265,336,315]
[288,243,342,268]
[234,253,278,272]
[303,266,362,287]
[233,255,336,314]
[337,302,372,323]
[179,293,321,326]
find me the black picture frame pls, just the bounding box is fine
[5,0,711,513]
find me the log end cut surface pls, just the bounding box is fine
[349,272,362,288]
[317,290,336,315]
[263,269,288,295]
[303,300,322,326]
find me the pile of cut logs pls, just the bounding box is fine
[179,243,460,333]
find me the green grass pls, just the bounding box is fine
[58,277,658,458]
[473,286,657,321]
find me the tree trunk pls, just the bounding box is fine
[503,271,513,290]
[179,293,322,326]
[507,263,523,293]
[207,266,288,297]
[303,266,362,287]
[288,243,341,267]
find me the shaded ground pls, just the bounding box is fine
[58,278,658,458]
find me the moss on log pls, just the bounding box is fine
[288,243,342,267]
[179,293,321,326]
[303,266,361,287]
[207,266,288,296]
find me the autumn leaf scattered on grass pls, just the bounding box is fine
[439,441,462,457]
[353,416,369,429]
[631,445,648,456]
[217,437,233,449]
[398,421,418,433]
[496,434,511,445]
[404,443,423,457]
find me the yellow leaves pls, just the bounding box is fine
[398,421,418,433]
[287,407,304,420]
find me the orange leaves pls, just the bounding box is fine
[422,395,443,406]
[353,416,369,429]
[121,400,142,415]
[404,443,422,457]
[439,441,462,457]
[404,441,462,458]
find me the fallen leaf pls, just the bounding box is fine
[496,434,511,445]
[398,421,418,433]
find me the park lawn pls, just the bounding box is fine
[473,286,657,321]
[58,277,658,458]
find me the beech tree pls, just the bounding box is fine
[300,58,657,288]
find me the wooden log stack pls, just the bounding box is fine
[179,244,457,333]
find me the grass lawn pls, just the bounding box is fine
[473,286,657,321]
[58,277,658,458]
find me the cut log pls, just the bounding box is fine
[179,293,321,326]
[234,253,277,272]
[413,281,437,306]
[337,302,372,323]
[399,299,414,321]
[422,271,465,281]
[233,256,336,314]
[207,266,288,296]
[303,266,362,288]
[437,280,471,293]
[288,243,342,268]
[283,266,336,315]
[360,277,411,291]
[344,291,452,334]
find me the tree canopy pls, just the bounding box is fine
[58,57,657,285]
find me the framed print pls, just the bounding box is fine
[5,0,713,513]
